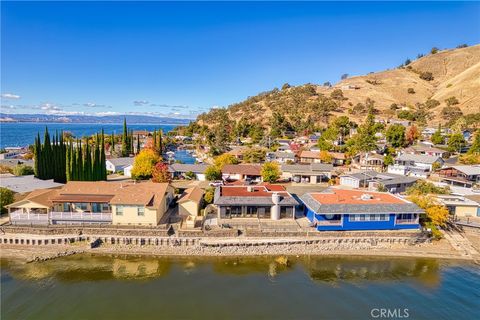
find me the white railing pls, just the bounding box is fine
[10,211,49,224]
[50,211,112,221]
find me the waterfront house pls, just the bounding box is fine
[281,163,333,184]
[213,184,299,220]
[178,187,204,216]
[169,163,209,181]
[222,164,262,182]
[435,195,480,218]
[436,165,480,188]
[6,189,58,224]
[8,181,174,226]
[106,157,134,176]
[301,189,423,231]
[387,154,444,178]
[339,171,418,193]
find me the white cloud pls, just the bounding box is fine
[134,100,149,106]
[83,102,112,108]
[95,111,120,116]
[1,93,21,100]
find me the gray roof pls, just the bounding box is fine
[448,165,480,176]
[396,153,442,164]
[0,175,63,193]
[300,193,423,214]
[107,157,134,167]
[341,171,418,185]
[169,163,209,174]
[272,151,296,159]
[281,163,333,174]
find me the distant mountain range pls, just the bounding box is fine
[0,113,192,125]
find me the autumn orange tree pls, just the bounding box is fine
[131,149,161,180]
[406,125,420,145]
[152,162,172,183]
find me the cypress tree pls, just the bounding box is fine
[158,130,163,154]
[43,127,52,179]
[84,140,92,181]
[66,141,71,181]
[136,134,141,154]
[34,133,41,178]
[77,140,83,181]
[121,117,128,156]
[71,143,77,181]
[100,129,107,180]
[153,129,157,149]
[110,132,115,153]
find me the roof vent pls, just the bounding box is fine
[360,193,373,200]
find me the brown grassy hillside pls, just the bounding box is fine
[197,44,480,130]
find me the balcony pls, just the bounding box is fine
[10,211,49,225]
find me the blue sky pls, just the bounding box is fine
[1,1,479,119]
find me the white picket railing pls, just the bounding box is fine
[50,211,112,221]
[10,210,112,223]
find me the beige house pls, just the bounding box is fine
[8,181,174,226]
[7,189,56,214]
[178,187,204,216]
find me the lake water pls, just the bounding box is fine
[1,255,479,320]
[0,123,178,148]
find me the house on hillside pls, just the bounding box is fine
[301,189,422,231]
[213,184,299,220]
[388,154,444,178]
[352,152,384,172]
[222,164,262,182]
[281,163,333,184]
[401,143,449,158]
[436,165,480,188]
[8,181,174,226]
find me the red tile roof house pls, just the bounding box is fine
[214,184,299,220]
[301,189,423,231]
[221,164,262,182]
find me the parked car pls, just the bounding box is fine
[209,180,224,187]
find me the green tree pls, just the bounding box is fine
[431,126,445,145]
[419,71,434,81]
[383,154,394,166]
[261,162,280,183]
[447,133,466,153]
[13,165,34,176]
[205,165,222,181]
[243,148,266,163]
[203,187,215,204]
[386,124,406,148]
[0,187,14,215]
[445,96,459,106]
[467,130,480,155]
[121,117,129,156]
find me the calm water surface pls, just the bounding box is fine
[1,255,479,320]
[0,123,177,148]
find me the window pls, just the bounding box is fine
[116,206,123,216]
[350,214,389,222]
[101,203,110,212]
[63,203,70,212]
[137,206,145,216]
[74,203,88,210]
